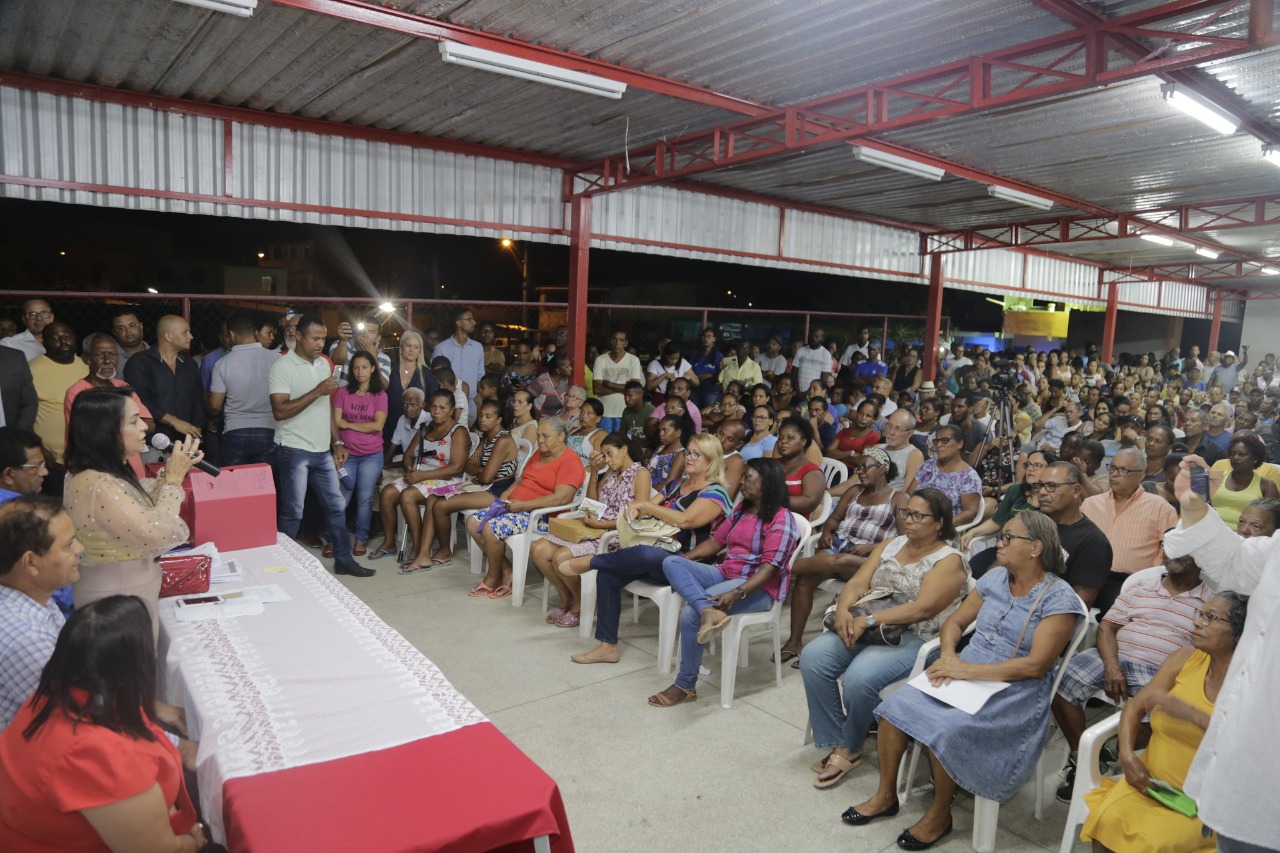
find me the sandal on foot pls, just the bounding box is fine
[367,548,396,560]
[696,610,731,644]
[647,687,696,708]
[546,607,567,624]
[811,751,835,774]
[468,583,496,597]
[554,611,581,628]
[813,752,862,789]
[429,557,453,569]
[398,561,434,575]
[352,543,367,557]
[488,584,512,599]
[322,543,334,558]
[772,649,800,664]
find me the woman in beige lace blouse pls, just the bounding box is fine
[64,389,201,638]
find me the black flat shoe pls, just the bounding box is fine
[334,560,375,578]
[896,821,953,851]
[841,800,900,826]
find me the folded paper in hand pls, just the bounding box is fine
[906,672,1010,715]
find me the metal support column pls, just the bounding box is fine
[922,254,945,380]
[1101,277,1119,363]
[566,195,591,387]
[1208,291,1223,353]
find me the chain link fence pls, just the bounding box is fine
[0,290,948,365]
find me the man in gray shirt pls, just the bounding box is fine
[209,311,281,467]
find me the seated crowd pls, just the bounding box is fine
[0,297,1275,852]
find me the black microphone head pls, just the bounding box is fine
[150,433,172,452]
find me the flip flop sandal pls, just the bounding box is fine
[398,561,434,575]
[812,752,834,774]
[772,649,800,665]
[647,688,697,708]
[791,659,802,670]
[813,752,862,789]
[468,583,496,597]
[367,548,396,561]
[429,557,454,569]
[488,584,513,599]
[696,612,731,644]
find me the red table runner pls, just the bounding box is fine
[221,722,573,852]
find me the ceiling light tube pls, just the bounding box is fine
[1262,267,1280,276]
[172,0,257,16]
[1161,83,1241,136]
[1264,146,1280,168]
[1140,234,1177,247]
[1196,246,1221,259]
[439,41,626,99]
[986,185,1054,211]
[850,146,945,181]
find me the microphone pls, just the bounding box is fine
[150,434,221,478]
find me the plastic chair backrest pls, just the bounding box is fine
[820,457,848,489]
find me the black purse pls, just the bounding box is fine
[821,588,912,646]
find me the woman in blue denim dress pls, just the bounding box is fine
[843,509,1085,851]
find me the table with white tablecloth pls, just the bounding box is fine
[158,534,573,852]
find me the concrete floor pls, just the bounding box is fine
[320,533,1095,853]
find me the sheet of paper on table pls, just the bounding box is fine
[906,672,1010,715]
[226,584,293,604]
[173,598,265,622]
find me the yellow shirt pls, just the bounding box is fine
[1210,458,1280,487]
[29,355,87,463]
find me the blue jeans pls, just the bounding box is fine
[276,445,352,559]
[338,451,382,541]
[799,628,926,751]
[589,545,671,644]
[599,417,621,434]
[662,555,773,692]
[222,428,276,467]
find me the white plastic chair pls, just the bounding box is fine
[798,493,833,560]
[1058,712,1123,853]
[899,595,1089,853]
[820,457,848,489]
[716,514,812,709]
[953,492,986,536]
[514,438,534,476]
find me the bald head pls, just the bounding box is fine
[156,315,193,354]
[884,408,917,449]
[716,419,747,451]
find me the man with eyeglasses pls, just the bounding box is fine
[880,409,922,492]
[109,306,150,371]
[1049,540,1209,802]
[1,299,54,362]
[0,431,73,618]
[1022,461,1113,609]
[1082,447,1178,613]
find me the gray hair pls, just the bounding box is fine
[1019,509,1067,577]
[1114,446,1147,471]
[1044,460,1084,486]
[541,416,568,437]
[1218,591,1250,640]
[888,408,917,428]
[82,332,115,355]
[568,386,587,401]
[402,387,426,404]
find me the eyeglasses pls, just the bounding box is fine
[752,415,772,421]
[1025,461,1047,470]
[1194,608,1231,626]
[17,461,49,471]
[896,508,938,523]
[1109,465,1141,476]
[996,532,1038,546]
[933,436,959,445]
[685,450,702,460]
[23,310,53,319]
[1027,481,1070,493]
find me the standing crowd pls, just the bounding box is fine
[0,296,1276,853]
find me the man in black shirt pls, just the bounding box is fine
[123,315,205,443]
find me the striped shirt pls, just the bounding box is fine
[713,505,801,602]
[1082,488,1178,575]
[1105,570,1209,668]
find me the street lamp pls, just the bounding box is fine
[500,238,530,328]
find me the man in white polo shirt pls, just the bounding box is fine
[268,315,372,578]
[592,329,643,434]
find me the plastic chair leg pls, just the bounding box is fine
[972,796,1000,853]
[508,534,531,607]
[578,571,597,639]
[720,625,744,709]
[655,595,679,676]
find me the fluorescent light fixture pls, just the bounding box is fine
[1140,233,1176,247]
[1263,267,1280,276]
[172,0,257,16]
[1264,146,1280,168]
[1160,83,1240,136]
[439,41,626,99]
[1196,246,1221,259]
[850,146,945,181]
[986,185,1055,211]
[146,287,159,294]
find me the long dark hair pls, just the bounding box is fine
[346,350,386,394]
[745,457,790,522]
[65,388,144,495]
[912,487,957,540]
[656,413,695,450]
[24,596,158,742]
[600,430,644,465]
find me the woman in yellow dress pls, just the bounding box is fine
[1081,591,1248,853]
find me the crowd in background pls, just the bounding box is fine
[0,294,1277,852]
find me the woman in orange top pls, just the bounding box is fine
[0,596,204,852]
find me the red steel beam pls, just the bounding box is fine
[1110,262,1280,284]
[1032,0,1280,145]
[1101,275,1119,363]
[268,0,769,117]
[572,0,1277,196]
[923,255,946,380]
[565,196,592,388]
[1209,292,1224,351]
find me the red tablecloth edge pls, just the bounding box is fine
[222,722,573,853]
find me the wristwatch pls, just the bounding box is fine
[864,613,878,629]
[332,440,345,448]
[736,588,747,601]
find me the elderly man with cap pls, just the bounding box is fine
[1210,345,1248,393]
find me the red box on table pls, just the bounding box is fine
[145,463,277,552]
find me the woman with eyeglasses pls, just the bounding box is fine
[782,447,907,663]
[799,488,967,791]
[561,385,587,432]
[845,510,1085,849]
[959,449,1052,556]
[740,405,779,461]
[1080,592,1248,853]
[907,422,982,527]
[570,434,732,665]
